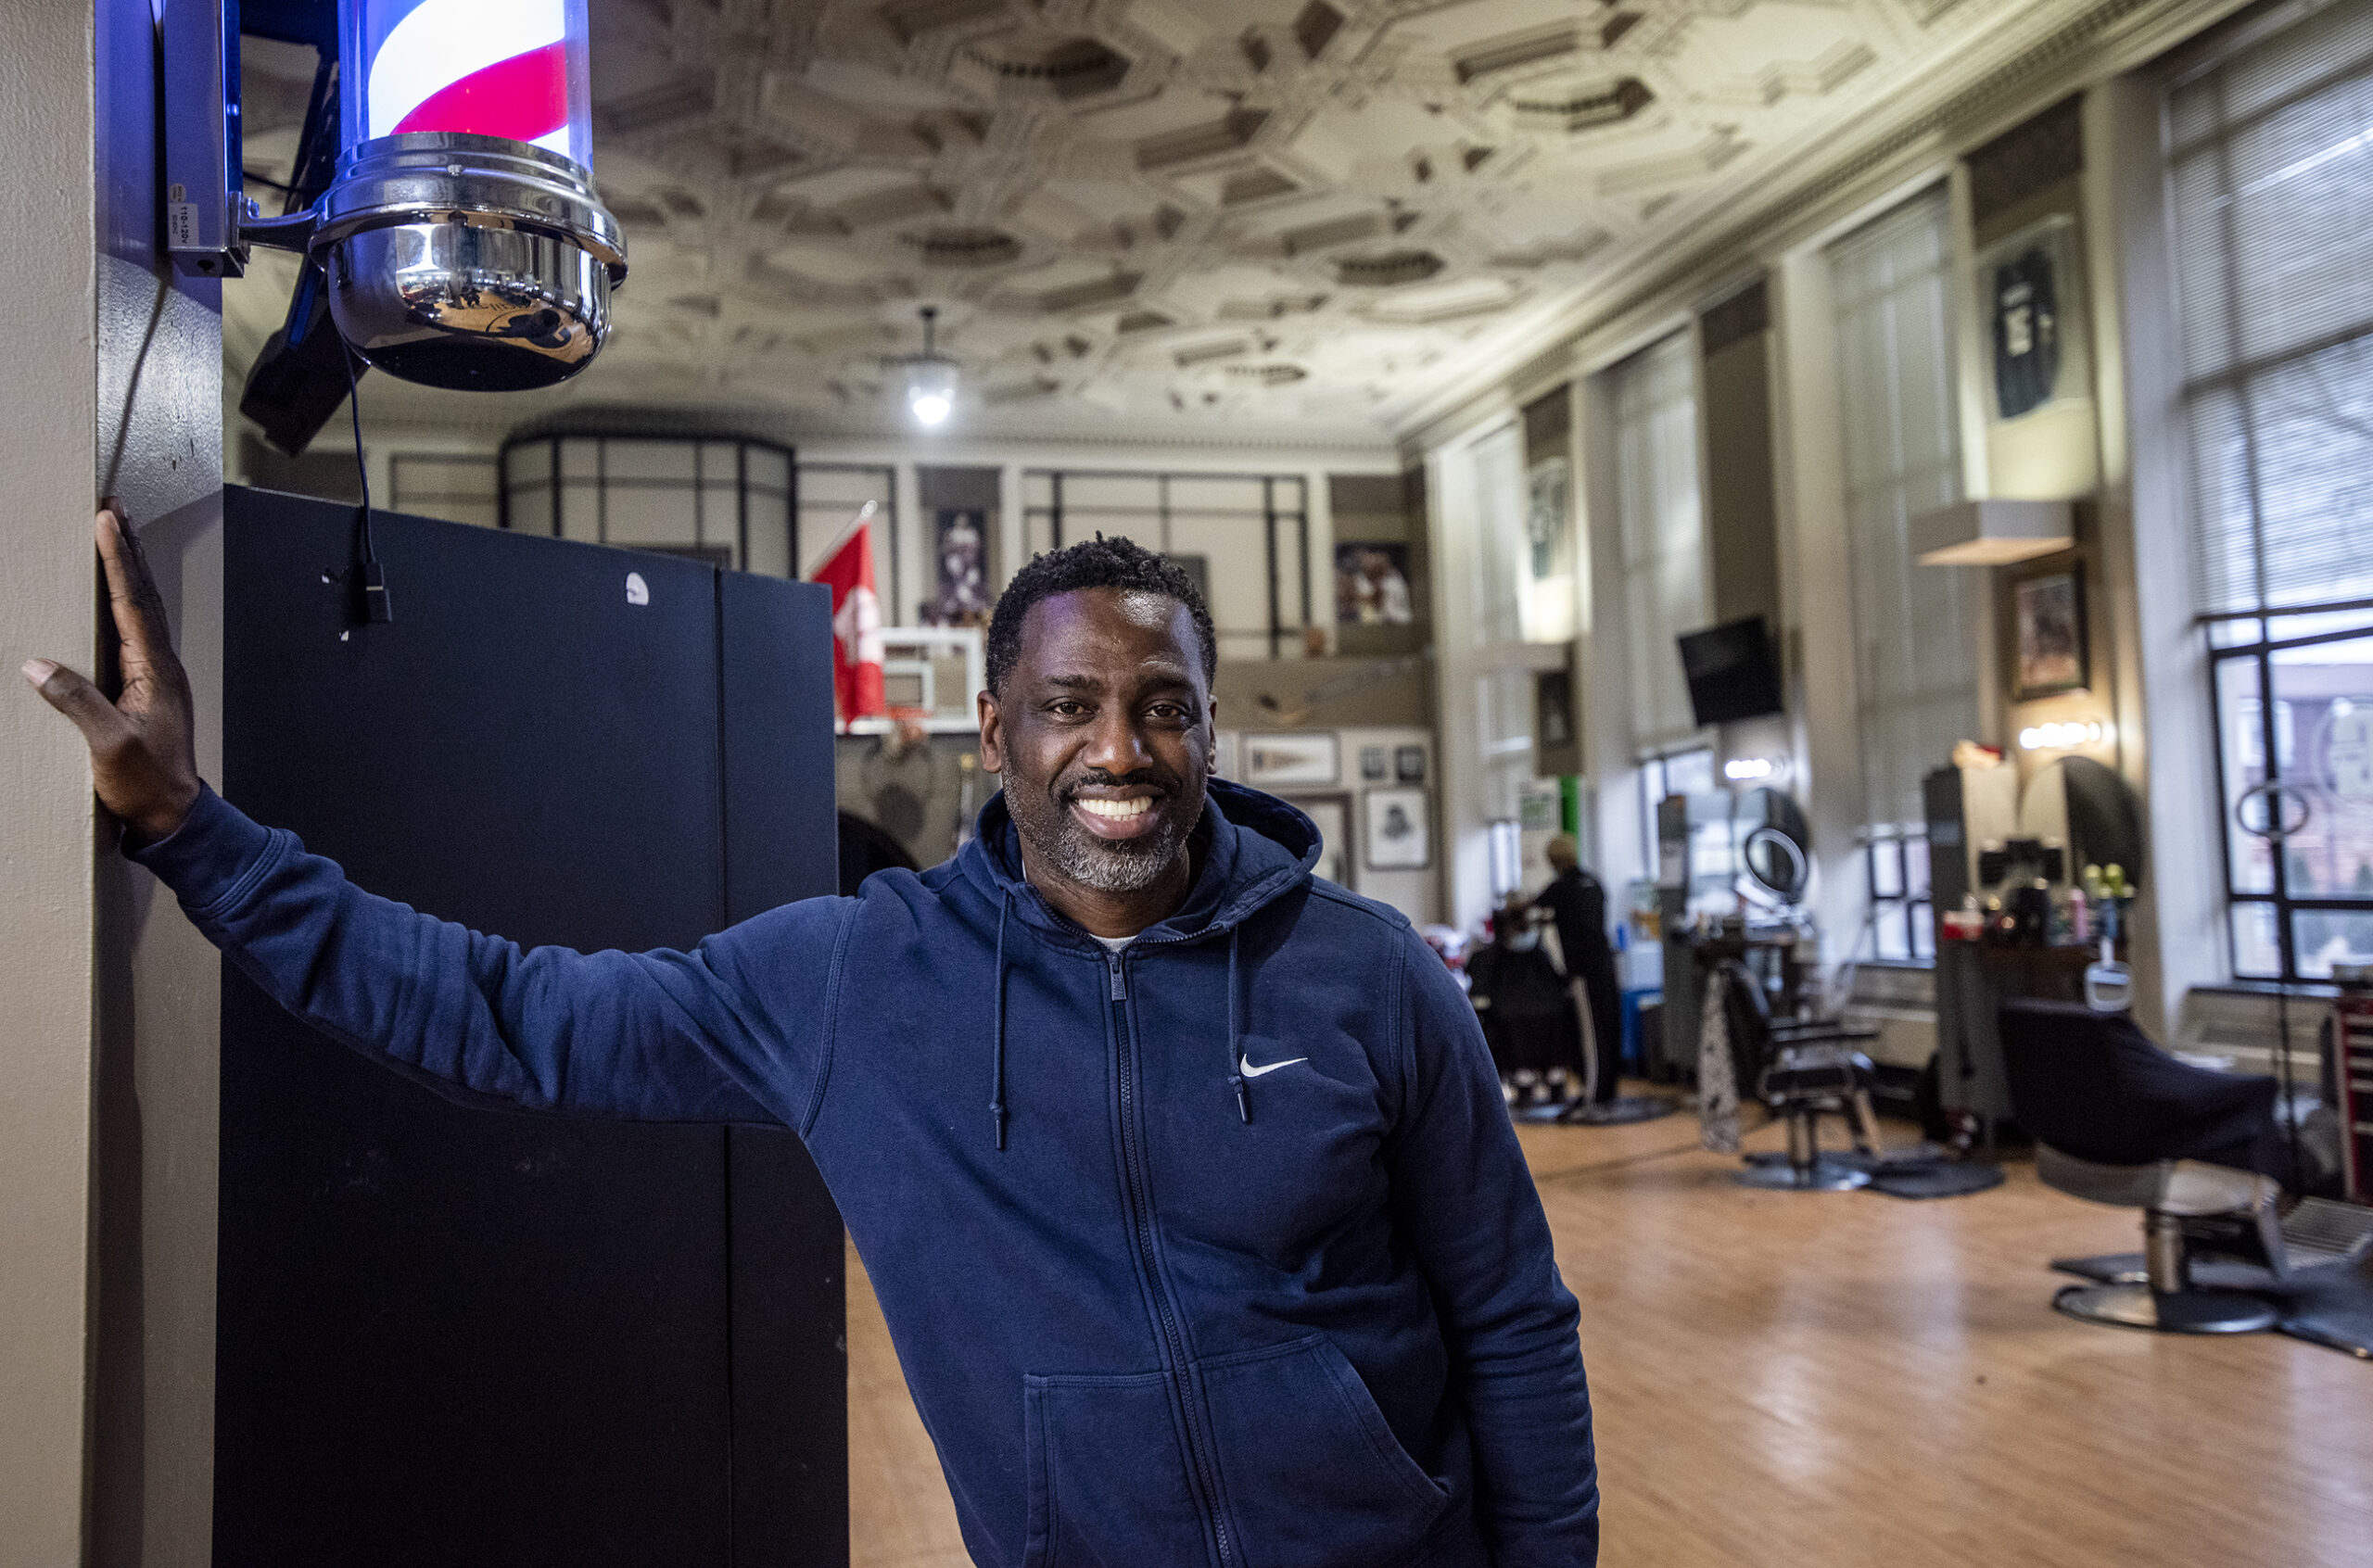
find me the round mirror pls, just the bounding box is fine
[1742,826,1808,903]
[1737,789,1811,902]
[2019,755,2145,889]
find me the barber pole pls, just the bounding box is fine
[348,0,593,169]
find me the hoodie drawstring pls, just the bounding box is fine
[991,890,1012,1150]
[1226,927,1250,1123]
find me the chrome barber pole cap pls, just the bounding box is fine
[311,133,626,390]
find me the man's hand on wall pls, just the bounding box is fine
[22,506,202,843]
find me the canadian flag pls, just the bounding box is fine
[813,521,887,726]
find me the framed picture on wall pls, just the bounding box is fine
[1335,542,1416,626]
[1527,457,1569,582]
[1364,787,1431,871]
[1244,732,1339,789]
[921,508,992,627]
[1360,745,1389,781]
[1393,744,1428,784]
[2011,563,2087,700]
[1287,794,1354,890]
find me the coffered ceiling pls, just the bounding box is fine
[228,0,2112,444]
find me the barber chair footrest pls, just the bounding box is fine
[2051,1252,2149,1286]
[2051,1282,2278,1334]
[1735,1159,1870,1193]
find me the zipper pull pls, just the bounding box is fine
[1109,955,1128,1002]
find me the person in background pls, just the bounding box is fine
[1535,836,1624,1109]
[1466,891,1583,1109]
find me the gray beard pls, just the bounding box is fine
[1013,795,1197,893]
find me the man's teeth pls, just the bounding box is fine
[1077,797,1153,820]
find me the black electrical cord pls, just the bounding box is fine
[341,348,391,622]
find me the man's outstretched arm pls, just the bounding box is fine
[24,507,846,1128]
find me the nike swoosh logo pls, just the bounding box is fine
[1239,1053,1308,1079]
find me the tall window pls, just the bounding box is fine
[1607,333,1707,752]
[501,435,796,575]
[1021,471,1311,660]
[2174,0,2373,979]
[797,463,897,594]
[1469,424,1529,648]
[1830,189,1974,836]
[389,453,500,528]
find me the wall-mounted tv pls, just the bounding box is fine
[1678,615,1784,727]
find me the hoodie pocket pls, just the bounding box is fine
[1198,1335,1451,1568]
[1023,1370,1209,1568]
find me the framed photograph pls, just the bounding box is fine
[1527,457,1569,582]
[1360,744,1389,782]
[2012,563,2087,700]
[1364,787,1431,871]
[1286,793,1354,890]
[921,508,992,627]
[1393,744,1428,784]
[1335,542,1416,626]
[1244,732,1339,789]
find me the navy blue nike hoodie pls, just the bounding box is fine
[134,776,1598,1568]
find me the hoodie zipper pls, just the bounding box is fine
[1107,950,1236,1568]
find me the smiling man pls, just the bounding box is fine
[28,518,1597,1568]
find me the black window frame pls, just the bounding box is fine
[498,432,800,578]
[1021,468,1311,658]
[2206,603,2373,981]
[1860,824,1935,966]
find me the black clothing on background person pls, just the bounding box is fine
[1537,866,1623,1104]
[1466,936,1582,1081]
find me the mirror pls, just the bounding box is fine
[1737,789,1811,903]
[2018,756,2145,890]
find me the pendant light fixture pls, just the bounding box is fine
[897,307,958,428]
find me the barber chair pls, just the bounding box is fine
[2000,999,2291,1334]
[1718,961,1886,1192]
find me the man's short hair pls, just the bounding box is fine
[985,535,1218,697]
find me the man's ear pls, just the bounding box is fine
[978,689,1004,775]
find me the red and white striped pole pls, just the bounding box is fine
[348,0,592,171]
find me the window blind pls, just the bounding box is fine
[1607,332,1707,751]
[2169,0,2373,614]
[1828,187,1976,830]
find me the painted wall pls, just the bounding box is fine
[0,0,105,1553]
[0,0,224,1558]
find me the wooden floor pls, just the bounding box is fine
[847,1106,2373,1568]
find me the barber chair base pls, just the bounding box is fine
[1736,1159,1870,1193]
[2052,1282,2279,1334]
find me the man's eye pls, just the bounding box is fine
[1049,700,1088,716]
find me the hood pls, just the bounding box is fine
[957,775,1322,948]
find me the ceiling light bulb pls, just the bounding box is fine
[901,351,958,428]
